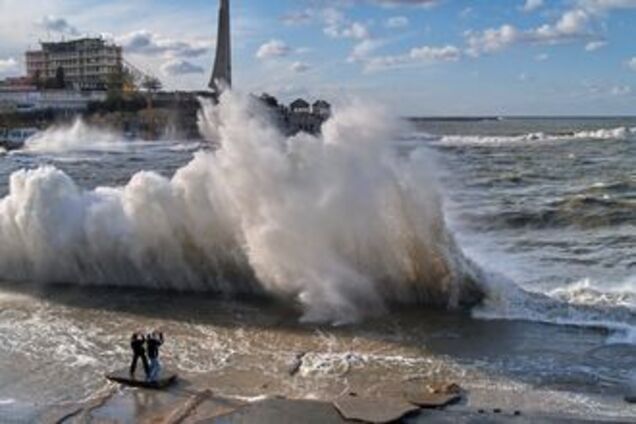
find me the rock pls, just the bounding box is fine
[333,394,419,424]
[626,395,636,404]
[427,382,462,395]
[288,352,306,376]
[406,392,461,409]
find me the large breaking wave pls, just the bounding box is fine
[0,93,483,324]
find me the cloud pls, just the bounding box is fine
[349,38,385,62]
[578,0,636,14]
[610,85,632,96]
[535,53,549,61]
[385,16,409,28]
[291,61,310,73]
[117,30,209,58]
[368,0,438,7]
[38,15,79,35]
[629,57,636,71]
[466,9,592,56]
[256,39,291,60]
[0,57,18,74]
[160,59,204,76]
[281,10,314,26]
[521,0,544,12]
[585,40,607,51]
[325,21,370,40]
[361,44,461,72]
[462,0,636,58]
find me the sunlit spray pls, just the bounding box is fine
[0,92,483,323]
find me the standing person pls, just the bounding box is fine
[146,331,164,381]
[129,332,149,378]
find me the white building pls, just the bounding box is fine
[26,38,122,91]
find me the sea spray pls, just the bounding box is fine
[0,92,482,323]
[25,119,122,152]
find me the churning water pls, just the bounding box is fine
[0,95,633,420]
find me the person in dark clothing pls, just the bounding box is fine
[146,331,164,381]
[129,332,149,377]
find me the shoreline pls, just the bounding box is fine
[28,375,633,423]
[0,283,635,422]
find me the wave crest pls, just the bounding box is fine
[0,93,483,324]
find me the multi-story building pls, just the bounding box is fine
[26,38,122,91]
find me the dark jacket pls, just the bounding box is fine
[131,335,146,355]
[147,333,164,359]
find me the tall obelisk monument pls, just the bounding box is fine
[209,0,231,93]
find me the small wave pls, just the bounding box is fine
[475,274,636,345]
[168,142,203,152]
[434,126,635,147]
[465,194,635,231]
[548,279,635,312]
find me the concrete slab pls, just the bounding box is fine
[106,368,177,389]
[211,398,346,424]
[333,394,420,424]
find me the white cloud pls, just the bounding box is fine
[369,0,438,7]
[38,15,79,35]
[521,0,544,12]
[256,39,291,60]
[628,57,636,71]
[349,39,384,62]
[410,45,461,61]
[466,25,519,56]
[535,53,549,61]
[554,9,590,34]
[385,16,409,28]
[362,44,460,72]
[281,9,313,26]
[160,59,204,76]
[466,9,592,57]
[578,0,636,14]
[610,85,632,96]
[326,21,370,40]
[118,30,209,58]
[585,40,607,51]
[291,62,310,73]
[0,57,18,74]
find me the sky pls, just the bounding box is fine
[0,0,635,116]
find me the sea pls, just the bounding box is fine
[0,97,634,421]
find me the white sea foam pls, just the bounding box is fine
[0,92,481,324]
[434,126,636,146]
[474,272,636,345]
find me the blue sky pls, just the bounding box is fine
[1,0,636,115]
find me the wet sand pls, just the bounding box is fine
[0,283,635,422]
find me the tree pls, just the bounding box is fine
[141,76,162,93]
[107,66,136,101]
